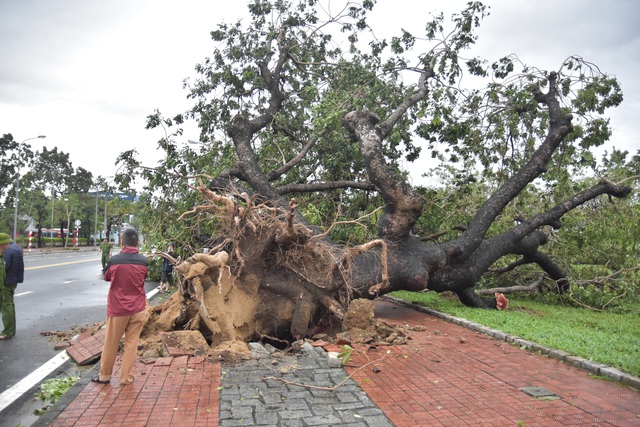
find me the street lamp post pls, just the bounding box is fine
[51,186,55,231]
[103,176,114,242]
[13,135,46,241]
[94,190,98,245]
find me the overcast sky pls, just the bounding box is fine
[1,0,638,184]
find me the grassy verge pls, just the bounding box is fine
[389,290,640,378]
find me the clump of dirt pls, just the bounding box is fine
[342,298,375,330]
[208,340,251,364]
[334,299,410,345]
[162,330,210,356]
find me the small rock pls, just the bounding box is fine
[327,352,343,368]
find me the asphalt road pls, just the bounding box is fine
[0,247,159,426]
[0,248,109,392]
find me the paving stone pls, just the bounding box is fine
[303,414,344,425]
[230,405,254,419]
[220,418,255,426]
[364,415,397,427]
[520,386,559,398]
[335,391,360,402]
[564,355,587,368]
[548,348,571,360]
[530,342,550,354]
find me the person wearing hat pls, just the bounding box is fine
[97,238,113,271]
[0,232,23,340]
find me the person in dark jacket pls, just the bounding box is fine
[0,233,24,340]
[92,228,148,385]
[159,243,177,293]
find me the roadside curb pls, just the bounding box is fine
[30,363,100,427]
[381,295,640,390]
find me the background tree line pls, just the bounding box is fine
[0,133,135,247]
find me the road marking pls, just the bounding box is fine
[15,291,33,297]
[0,351,70,413]
[0,287,159,413]
[26,259,99,271]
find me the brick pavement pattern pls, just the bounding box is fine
[347,300,640,427]
[38,299,639,426]
[45,356,220,427]
[218,344,392,426]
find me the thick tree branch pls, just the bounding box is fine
[277,180,376,195]
[454,72,574,258]
[512,179,630,241]
[249,38,290,132]
[343,111,423,240]
[465,179,629,292]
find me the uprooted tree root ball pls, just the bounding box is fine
[138,187,412,357]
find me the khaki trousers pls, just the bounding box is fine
[98,310,147,384]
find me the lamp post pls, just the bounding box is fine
[51,186,55,232]
[13,135,46,241]
[103,176,114,242]
[94,190,98,245]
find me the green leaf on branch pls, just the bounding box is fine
[337,344,353,364]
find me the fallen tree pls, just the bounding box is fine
[124,1,632,346]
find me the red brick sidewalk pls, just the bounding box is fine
[47,356,220,427]
[42,299,639,426]
[346,299,640,427]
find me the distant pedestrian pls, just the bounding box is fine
[98,238,113,270]
[159,243,177,293]
[0,233,24,340]
[92,228,148,386]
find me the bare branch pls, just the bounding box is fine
[476,275,545,295]
[277,180,376,195]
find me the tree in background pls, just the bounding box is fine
[116,1,635,343]
[1,140,98,247]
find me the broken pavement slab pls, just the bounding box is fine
[66,329,106,365]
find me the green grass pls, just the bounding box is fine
[390,291,640,377]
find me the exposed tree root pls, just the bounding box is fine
[141,186,398,349]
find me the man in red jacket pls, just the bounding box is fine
[92,228,148,385]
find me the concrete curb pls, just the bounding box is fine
[381,295,640,390]
[30,363,101,427]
